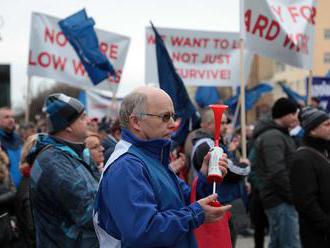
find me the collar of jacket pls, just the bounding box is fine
[121,129,172,166]
[28,133,82,161]
[51,136,85,158]
[304,136,330,158]
[0,128,22,150]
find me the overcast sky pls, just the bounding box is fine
[0,0,239,110]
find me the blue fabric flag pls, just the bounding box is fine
[279,82,306,106]
[78,90,87,106]
[150,22,200,145]
[58,9,116,85]
[225,83,273,112]
[195,86,221,108]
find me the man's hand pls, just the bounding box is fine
[200,152,228,177]
[197,194,232,223]
[239,158,250,166]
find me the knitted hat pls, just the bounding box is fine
[272,98,298,119]
[44,93,85,134]
[299,107,329,135]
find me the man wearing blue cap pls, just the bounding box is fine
[30,93,99,248]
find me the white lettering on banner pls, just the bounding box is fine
[145,27,253,87]
[27,12,130,93]
[312,81,330,97]
[242,0,317,69]
[319,101,328,110]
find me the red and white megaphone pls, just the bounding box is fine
[207,104,228,207]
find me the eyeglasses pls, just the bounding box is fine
[139,112,177,122]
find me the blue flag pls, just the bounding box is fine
[225,83,273,112]
[195,86,221,108]
[150,22,200,145]
[59,9,116,85]
[279,82,306,106]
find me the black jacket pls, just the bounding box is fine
[15,177,36,247]
[290,137,330,248]
[253,118,296,209]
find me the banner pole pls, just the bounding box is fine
[240,39,247,159]
[307,70,313,105]
[110,92,117,119]
[232,100,241,130]
[25,77,32,123]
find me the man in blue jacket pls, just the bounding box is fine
[30,94,99,247]
[94,86,231,248]
[0,107,23,187]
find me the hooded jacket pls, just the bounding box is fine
[94,129,207,248]
[253,118,296,209]
[29,134,99,248]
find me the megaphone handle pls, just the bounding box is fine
[213,182,216,195]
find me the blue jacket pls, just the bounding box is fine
[0,128,23,187]
[94,129,207,248]
[30,134,99,248]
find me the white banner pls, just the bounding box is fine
[27,12,130,93]
[145,27,253,87]
[242,0,317,69]
[86,91,122,119]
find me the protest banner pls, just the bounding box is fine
[311,77,330,112]
[27,12,130,93]
[85,91,122,119]
[242,0,317,69]
[145,27,253,87]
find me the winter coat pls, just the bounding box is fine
[94,129,207,248]
[253,118,296,209]
[15,176,36,248]
[29,134,99,248]
[0,128,23,187]
[290,137,330,247]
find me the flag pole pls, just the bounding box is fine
[240,38,247,159]
[25,76,32,123]
[307,70,313,105]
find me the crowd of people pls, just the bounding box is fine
[0,86,329,248]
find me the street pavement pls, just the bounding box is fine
[236,234,269,248]
[236,235,255,248]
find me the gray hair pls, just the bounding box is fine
[119,91,148,129]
